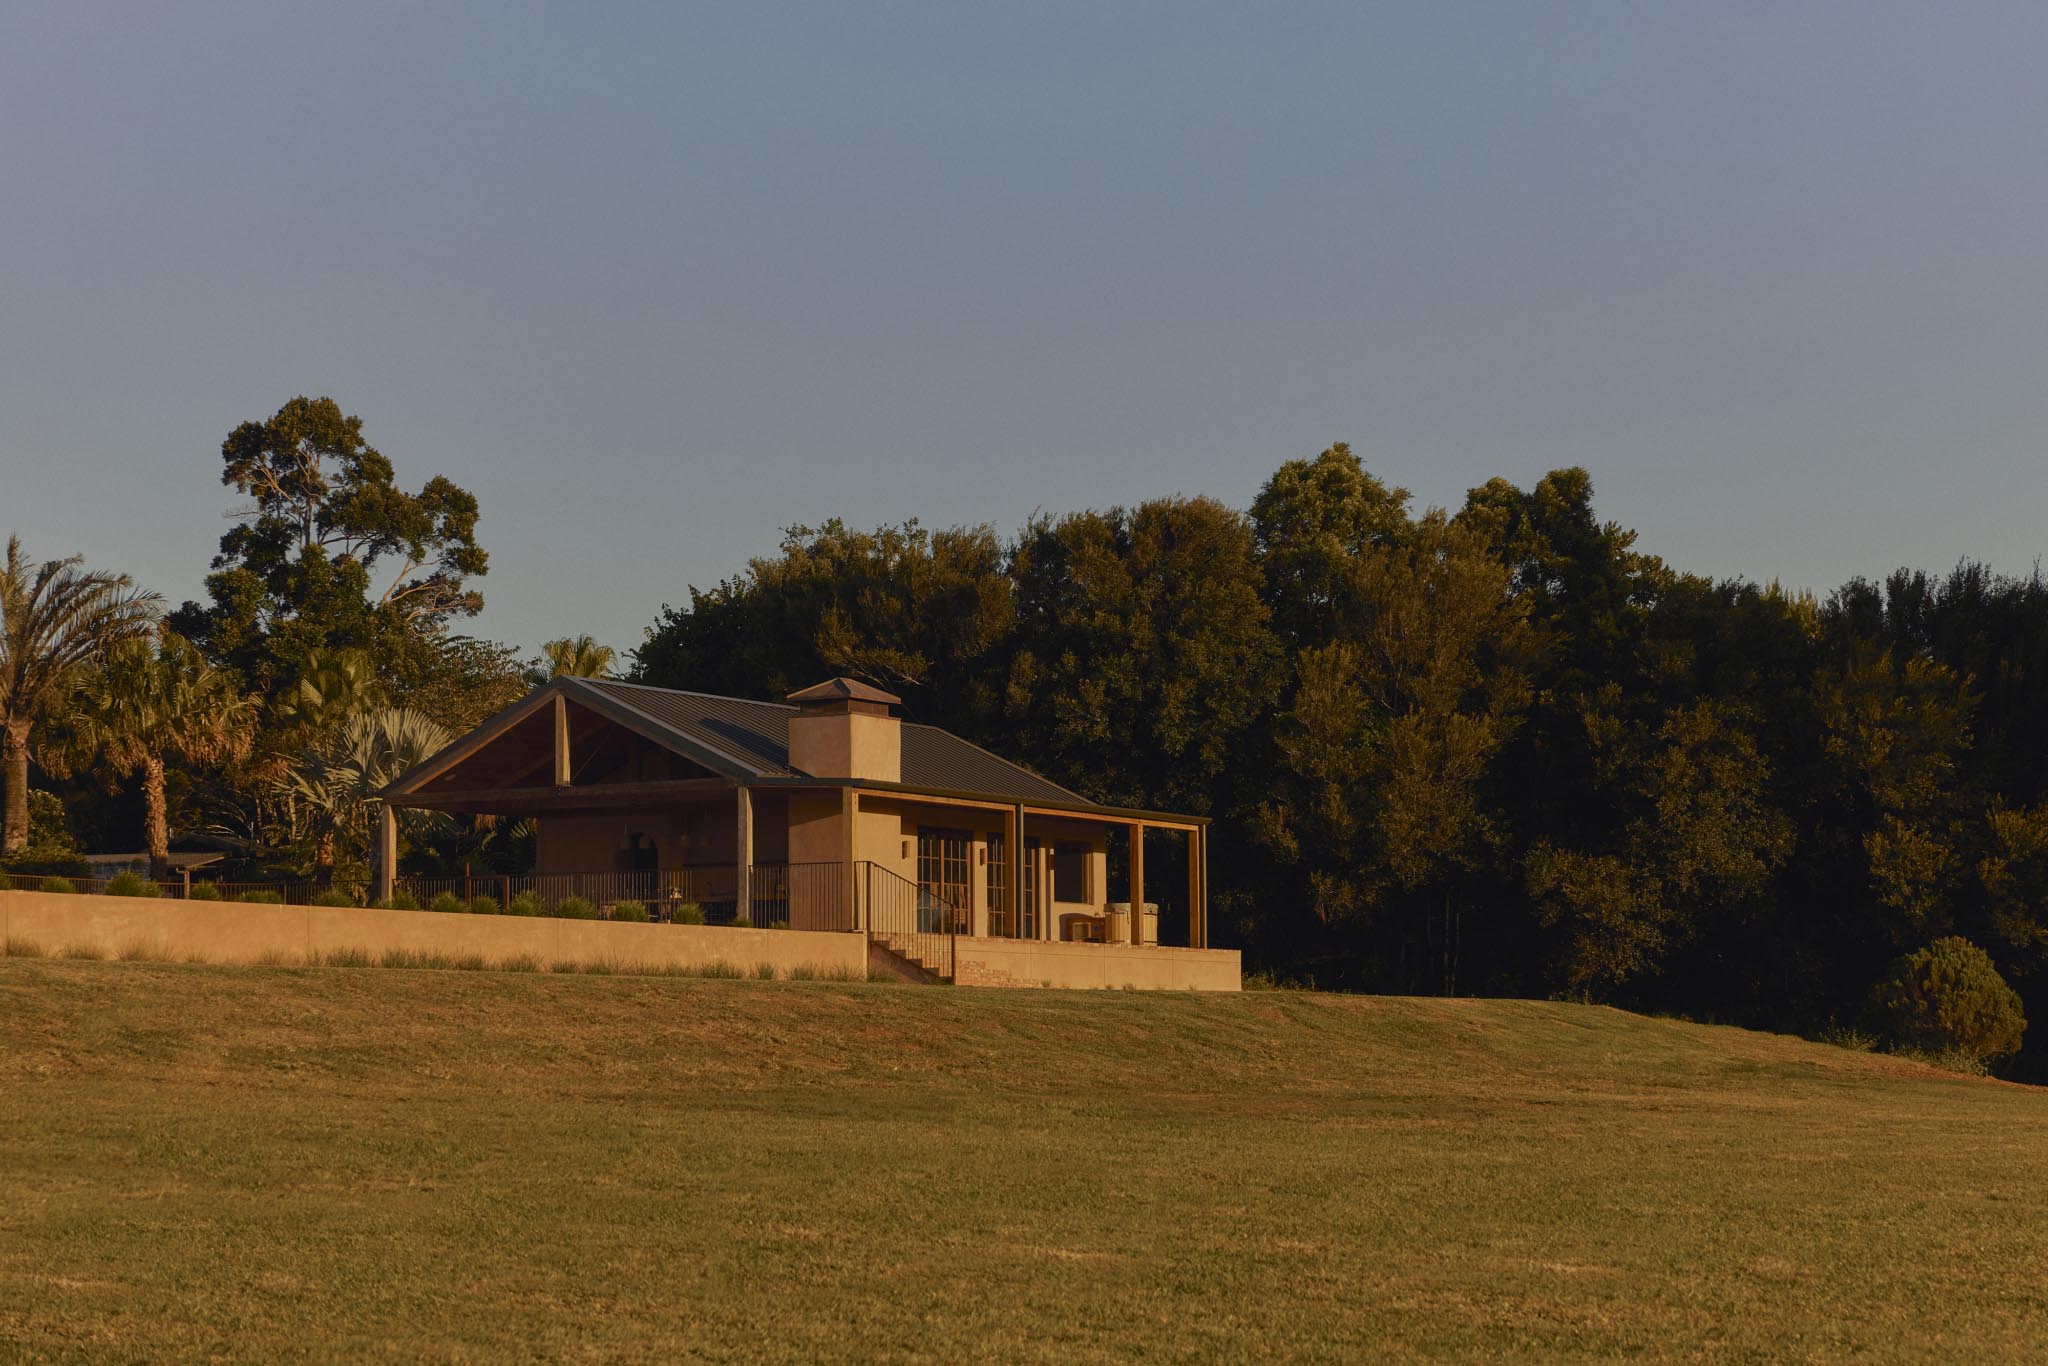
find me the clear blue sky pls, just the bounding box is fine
[6,3,2047,659]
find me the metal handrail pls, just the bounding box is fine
[856,862,959,982]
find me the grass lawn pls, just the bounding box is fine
[2,959,2044,1361]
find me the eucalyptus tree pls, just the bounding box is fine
[168,396,488,694]
[53,631,257,879]
[0,537,160,856]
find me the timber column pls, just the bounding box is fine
[735,784,754,924]
[374,801,397,904]
[1128,821,1146,945]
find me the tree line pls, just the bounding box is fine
[4,399,2043,1074]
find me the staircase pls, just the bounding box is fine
[856,863,961,983]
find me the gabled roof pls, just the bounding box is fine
[564,677,1086,806]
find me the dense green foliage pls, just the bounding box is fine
[1872,937,2027,1062]
[634,445,2048,1076]
[14,411,2048,1077]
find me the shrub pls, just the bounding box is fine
[104,871,161,898]
[310,890,356,908]
[41,876,78,895]
[428,893,467,915]
[506,892,545,917]
[610,900,649,923]
[730,909,752,928]
[1872,937,2027,1064]
[375,892,421,911]
[553,896,597,920]
[186,882,224,902]
[467,895,502,916]
[237,890,285,905]
[671,901,705,925]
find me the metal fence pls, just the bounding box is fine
[393,864,854,929]
[0,873,338,904]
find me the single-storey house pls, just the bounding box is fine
[376,676,1219,984]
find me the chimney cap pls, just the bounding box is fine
[786,677,902,707]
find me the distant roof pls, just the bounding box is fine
[570,677,1085,806]
[83,851,224,871]
[786,676,902,706]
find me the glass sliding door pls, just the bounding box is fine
[916,827,971,934]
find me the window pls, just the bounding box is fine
[916,827,971,933]
[1051,842,1089,904]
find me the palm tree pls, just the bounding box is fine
[285,708,452,880]
[272,648,386,737]
[541,634,615,679]
[0,536,160,856]
[56,631,256,879]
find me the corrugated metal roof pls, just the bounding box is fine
[574,678,1084,805]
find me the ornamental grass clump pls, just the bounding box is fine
[670,901,705,925]
[506,892,544,917]
[1872,936,2027,1067]
[310,890,356,908]
[428,893,466,915]
[553,897,596,920]
[104,871,161,898]
[236,889,284,905]
[186,882,223,902]
[40,876,77,895]
[610,900,649,923]
[467,895,502,916]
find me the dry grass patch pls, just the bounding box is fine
[0,962,2042,1361]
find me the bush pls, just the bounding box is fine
[610,900,649,923]
[1872,937,2027,1064]
[554,896,596,920]
[104,871,161,898]
[467,895,503,916]
[237,890,285,905]
[186,882,224,902]
[377,892,421,911]
[310,890,356,908]
[40,877,78,895]
[428,893,467,915]
[503,891,542,917]
[671,901,705,925]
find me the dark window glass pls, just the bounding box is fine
[1051,842,1088,904]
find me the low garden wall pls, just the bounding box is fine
[952,937,1241,991]
[0,890,867,977]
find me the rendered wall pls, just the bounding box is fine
[951,936,1240,991]
[0,890,866,976]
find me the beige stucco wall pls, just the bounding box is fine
[952,936,1239,991]
[0,890,865,976]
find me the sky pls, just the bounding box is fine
[6,2,2048,661]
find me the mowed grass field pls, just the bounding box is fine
[2,960,2044,1362]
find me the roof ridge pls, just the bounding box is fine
[583,677,797,712]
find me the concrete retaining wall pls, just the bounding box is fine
[952,936,1240,991]
[0,890,867,976]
